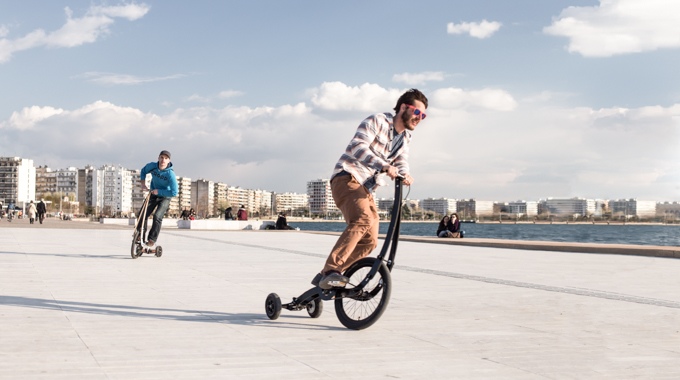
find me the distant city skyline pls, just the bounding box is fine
[27,158,680,204]
[1,1,679,201]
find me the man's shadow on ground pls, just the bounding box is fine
[0,295,345,331]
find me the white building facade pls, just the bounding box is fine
[420,198,457,216]
[0,157,36,209]
[307,179,338,216]
[274,192,309,214]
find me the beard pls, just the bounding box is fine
[401,112,418,131]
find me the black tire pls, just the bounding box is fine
[155,246,163,257]
[131,232,140,259]
[335,257,392,330]
[265,293,282,320]
[306,298,323,318]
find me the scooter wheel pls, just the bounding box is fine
[131,232,141,259]
[265,293,282,320]
[155,246,163,257]
[306,298,323,318]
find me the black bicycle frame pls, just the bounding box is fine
[349,176,403,291]
[283,177,404,309]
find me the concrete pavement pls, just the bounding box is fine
[1,220,680,379]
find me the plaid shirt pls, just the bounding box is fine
[331,112,411,192]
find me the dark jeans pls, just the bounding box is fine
[137,195,170,243]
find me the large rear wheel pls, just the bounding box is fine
[334,257,392,330]
[131,232,141,259]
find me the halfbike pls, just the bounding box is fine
[265,177,405,330]
[131,192,163,259]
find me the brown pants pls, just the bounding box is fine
[322,175,379,274]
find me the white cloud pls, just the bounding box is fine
[309,82,402,112]
[392,71,446,86]
[431,87,517,111]
[77,71,185,85]
[183,90,244,103]
[544,0,680,57]
[0,25,8,38]
[447,19,502,39]
[4,106,64,130]
[0,3,150,63]
[1,81,679,201]
[185,94,210,103]
[218,90,244,99]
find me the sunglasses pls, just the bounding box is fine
[405,104,427,120]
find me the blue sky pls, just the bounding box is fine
[1,0,679,202]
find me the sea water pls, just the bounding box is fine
[293,221,680,247]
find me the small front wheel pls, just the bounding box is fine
[265,293,282,320]
[306,298,323,318]
[155,246,163,257]
[335,257,392,330]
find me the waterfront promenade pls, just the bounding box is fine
[1,218,680,379]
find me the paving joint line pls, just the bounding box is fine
[167,232,680,309]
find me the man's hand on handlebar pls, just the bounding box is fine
[382,165,399,179]
[383,165,413,185]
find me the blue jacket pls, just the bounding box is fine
[140,162,178,198]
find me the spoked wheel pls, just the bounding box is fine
[155,246,163,257]
[265,293,282,320]
[335,257,392,330]
[306,298,323,318]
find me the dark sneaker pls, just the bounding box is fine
[146,240,155,248]
[319,271,349,290]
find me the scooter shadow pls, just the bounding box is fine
[0,295,345,330]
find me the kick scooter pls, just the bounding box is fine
[131,192,163,259]
[265,177,405,330]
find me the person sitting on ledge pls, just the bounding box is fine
[275,212,295,230]
[437,215,452,237]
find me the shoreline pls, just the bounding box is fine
[285,219,678,226]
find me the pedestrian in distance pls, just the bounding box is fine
[27,200,37,224]
[36,199,47,224]
[135,150,178,248]
[314,88,428,290]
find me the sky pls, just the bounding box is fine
[1,0,679,202]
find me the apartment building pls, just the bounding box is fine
[96,165,134,216]
[456,199,494,218]
[176,176,192,215]
[35,165,57,201]
[56,167,78,200]
[657,202,680,220]
[248,189,273,217]
[540,197,597,216]
[0,157,36,209]
[421,198,457,216]
[214,182,229,216]
[506,200,538,216]
[227,186,250,214]
[76,165,98,213]
[192,179,215,218]
[274,192,309,214]
[307,179,338,216]
[609,199,657,218]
